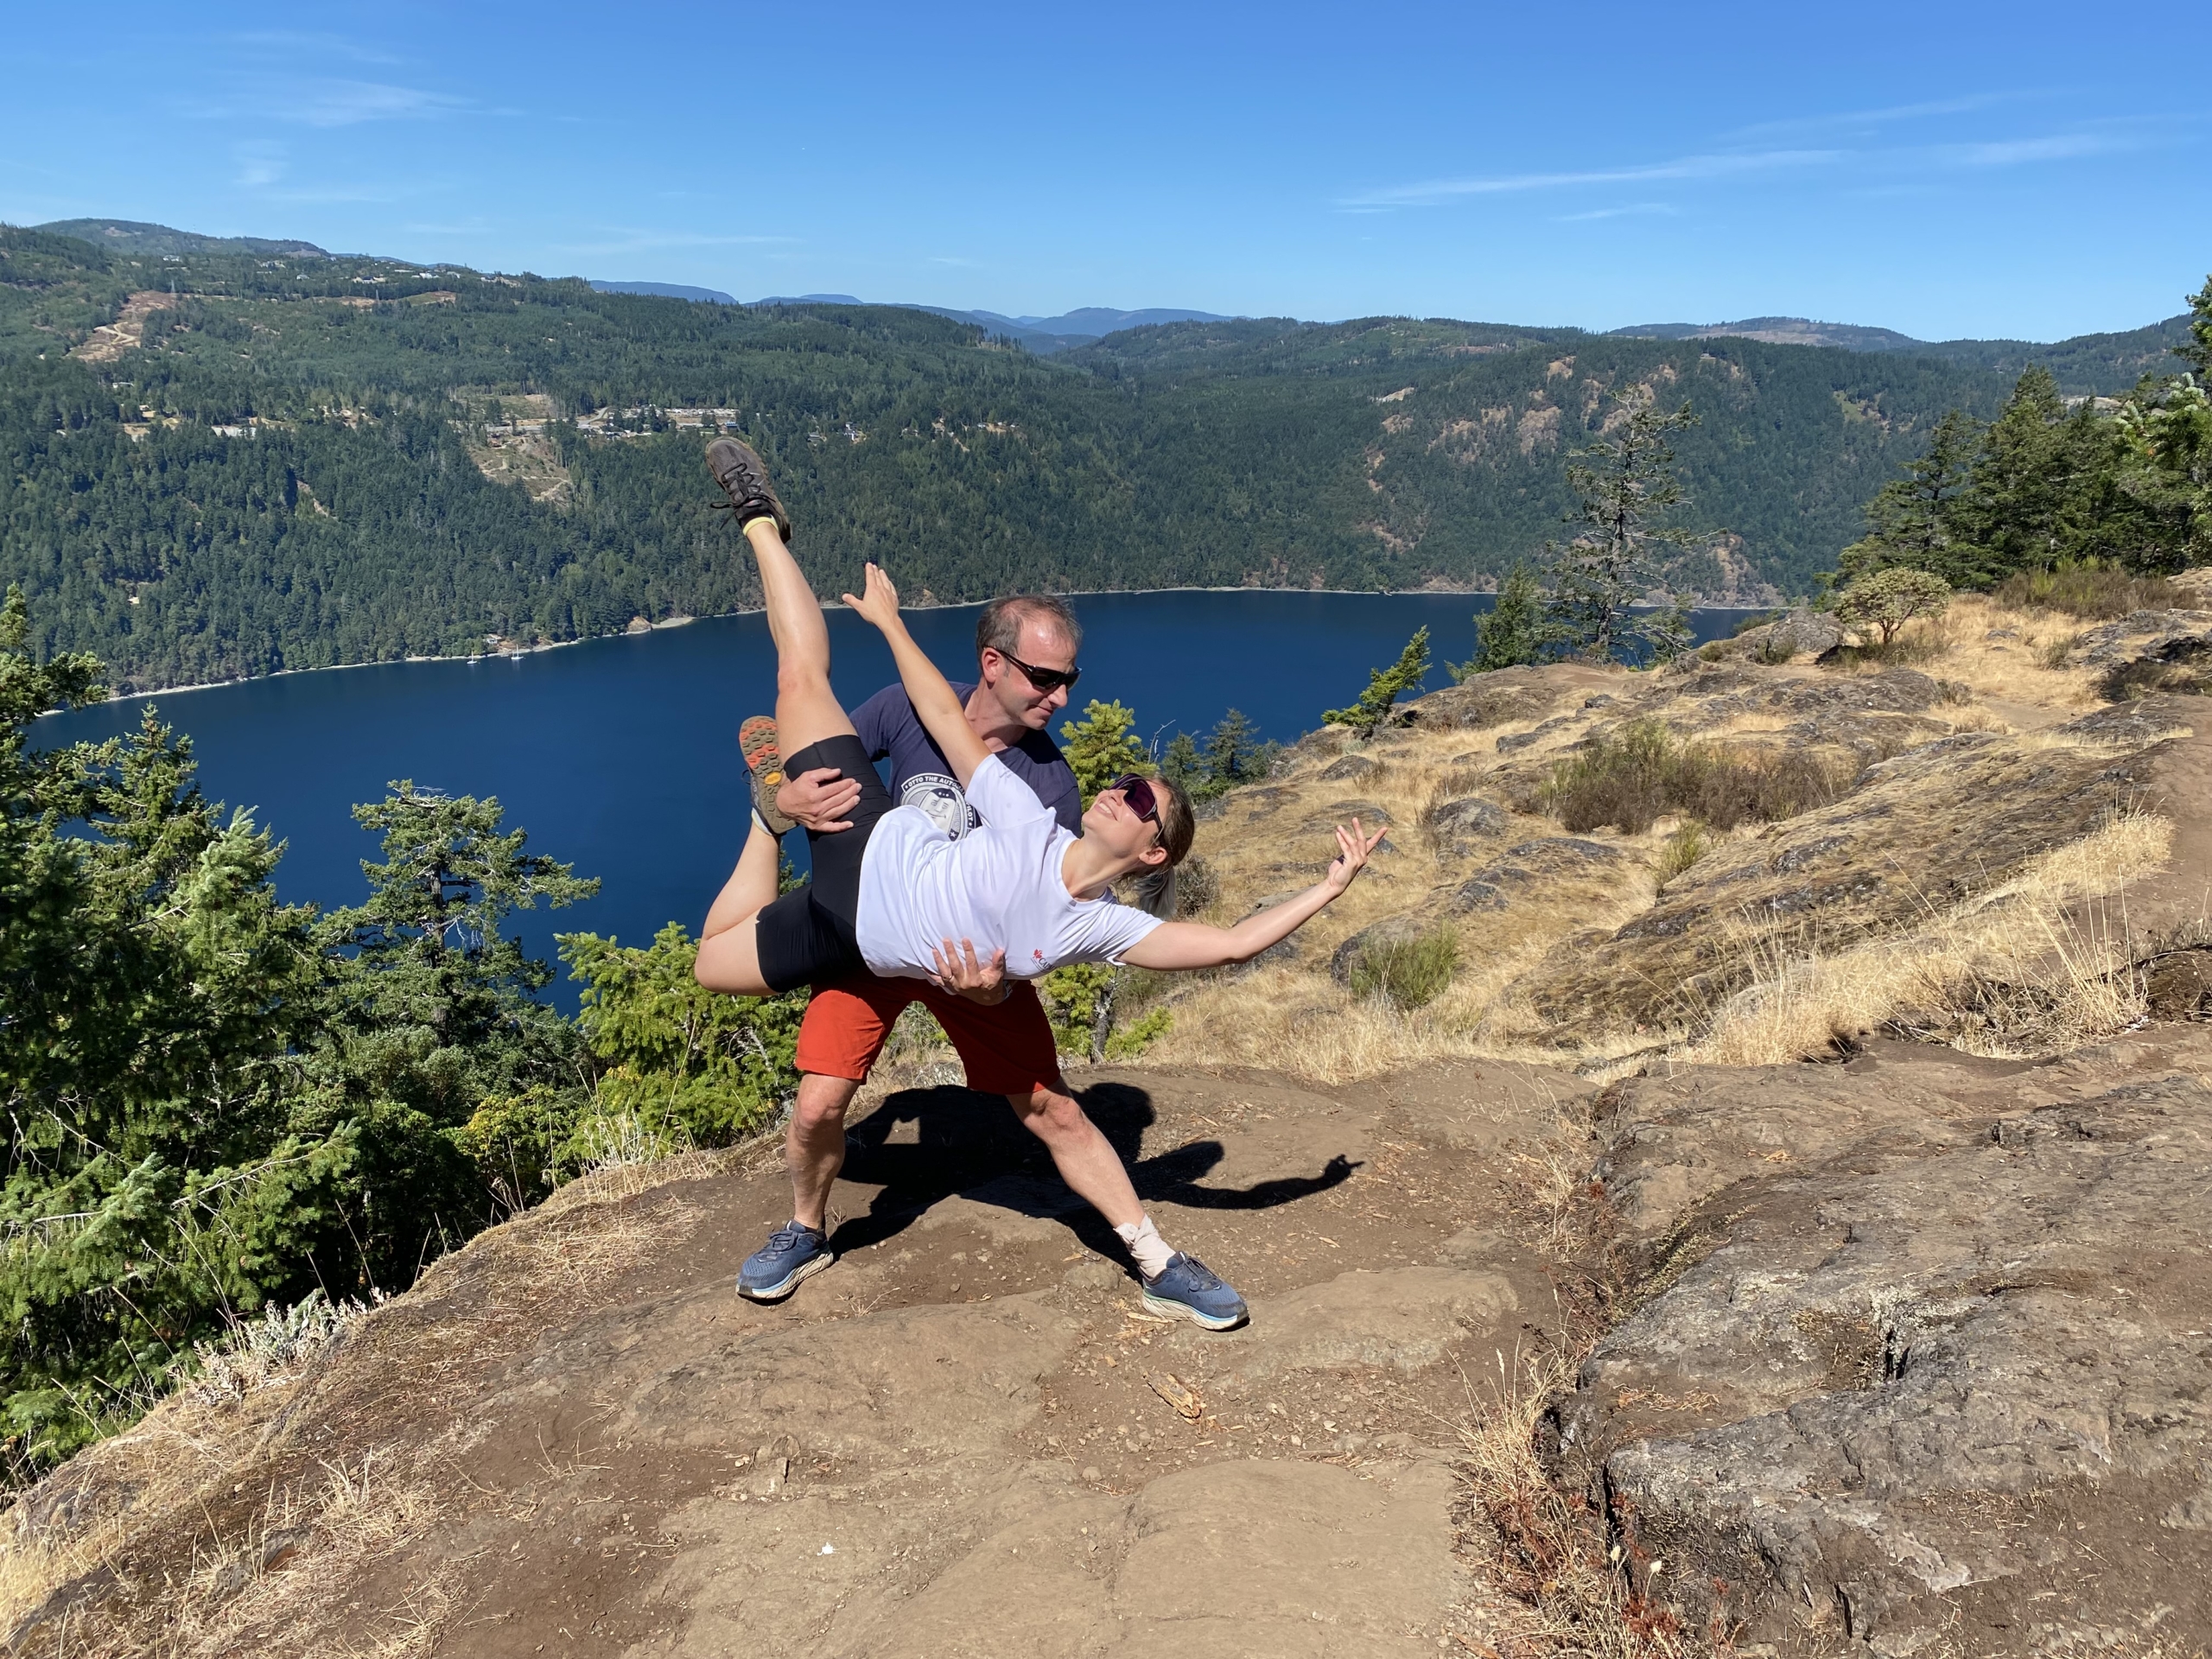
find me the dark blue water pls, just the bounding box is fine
[37,593,1759,1003]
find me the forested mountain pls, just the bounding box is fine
[2,221,2194,691]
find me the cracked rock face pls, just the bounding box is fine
[1554,1038,2212,1656]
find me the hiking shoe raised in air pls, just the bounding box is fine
[739,1219,834,1302]
[1141,1253,1249,1332]
[739,714,798,836]
[705,436,792,542]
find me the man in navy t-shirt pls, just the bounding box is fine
[842,674,1082,842]
[738,594,1234,1322]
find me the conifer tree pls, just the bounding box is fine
[1324,628,1430,739]
[1537,394,1701,664]
[1452,563,1544,677]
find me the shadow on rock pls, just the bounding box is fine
[830,1081,1359,1258]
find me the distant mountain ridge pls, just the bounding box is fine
[591,280,741,306]
[35,219,338,260]
[1610,316,1931,353]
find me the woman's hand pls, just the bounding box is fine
[1321,817,1388,896]
[930,938,1009,1004]
[842,563,903,634]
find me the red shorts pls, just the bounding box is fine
[794,975,1066,1098]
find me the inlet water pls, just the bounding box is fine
[38,592,1761,1001]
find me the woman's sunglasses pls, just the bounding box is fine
[999,650,1081,695]
[1109,772,1160,825]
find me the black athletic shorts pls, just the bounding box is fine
[753,733,899,993]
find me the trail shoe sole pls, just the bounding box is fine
[706,436,792,542]
[1141,1252,1249,1332]
[739,1219,835,1302]
[739,714,798,836]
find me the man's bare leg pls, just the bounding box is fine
[789,1072,861,1230]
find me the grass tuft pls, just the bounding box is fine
[1992,563,2194,620]
[1535,720,1856,836]
[1349,928,1460,1010]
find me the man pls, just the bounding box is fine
[732,589,1248,1331]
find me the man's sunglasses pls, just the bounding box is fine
[998,650,1081,696]
[1109,772,1160,825]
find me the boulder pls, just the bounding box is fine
[1425,794,1509,854]
[1318,753,1377,783]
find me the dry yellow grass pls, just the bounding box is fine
[1137,709,1671,1083]
[1683,808,2174,1066]
[1860,594,2101,710]
[1449,1343,1707,1658]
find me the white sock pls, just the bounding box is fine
[1116,1216,1177,1280]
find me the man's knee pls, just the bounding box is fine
[794,1072,859,1134]
[1011,1083,1086,1137]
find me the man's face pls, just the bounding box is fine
[978,617,1077,731]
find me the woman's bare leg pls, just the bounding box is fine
[743,518,857,758]
[694,819,782,994]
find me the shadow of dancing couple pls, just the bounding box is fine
[691,437,1382,1332]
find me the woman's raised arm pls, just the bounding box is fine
[1122,819,1386,970]
[843,563,988,786]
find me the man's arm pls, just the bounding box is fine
[844,566,988,786]
[775,683,898,831]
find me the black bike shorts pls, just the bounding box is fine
[753,733,898,993]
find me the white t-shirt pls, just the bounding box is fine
[855,754,1163,981]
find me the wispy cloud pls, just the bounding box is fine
[551,229,798,255]
[1554,202,1681,223]
[1939,131,2139,166]
[928,255,984,268]
[229,30,402,67]
[232,141,285,188]
[1344,148,1840,208]
[181,76,479,127]
[1724,92,2026,142]
[1347,112,2174,212]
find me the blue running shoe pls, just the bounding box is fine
[1141,1253,1249,1332]
[739,1220,834,1302]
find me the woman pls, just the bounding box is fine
[691,442,1384,1003]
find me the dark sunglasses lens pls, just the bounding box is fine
[1120,777,1158,820]
[1028,663,1077,692]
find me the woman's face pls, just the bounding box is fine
[1084,785,1164,864]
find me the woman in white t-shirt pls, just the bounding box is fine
[692,479,1383,1002]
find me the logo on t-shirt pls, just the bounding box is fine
[899,772,976,838]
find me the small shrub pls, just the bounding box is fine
[1654,819,1710,887]
[2038,634,2079,671]
[1536,719,1856,835]
[1103,1007,1172,1059]
[1992,560,2191,620]
[1836,568,1951,646]
[1350,929,1460,1011]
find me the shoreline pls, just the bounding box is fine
[71,587,1784,706]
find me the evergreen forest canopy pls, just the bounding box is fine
[0,220,2196,693]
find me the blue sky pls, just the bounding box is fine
[3,1,2202,340]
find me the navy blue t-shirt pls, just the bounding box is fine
[849,682,1083,838]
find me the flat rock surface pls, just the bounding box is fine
[1558,1035,2212,1656]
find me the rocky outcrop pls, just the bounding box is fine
[2063,608,2212,699]
[1554,1034,2212,1656]
[1514,702,2184,1033]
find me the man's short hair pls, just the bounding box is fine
[976,594,1082,664]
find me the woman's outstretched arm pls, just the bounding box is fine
[843,563,988,786]
[1122,819,1387,971]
